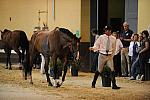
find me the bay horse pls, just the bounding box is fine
[28,27,80,87]
[0,29,29,70]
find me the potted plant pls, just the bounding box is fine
[101,65,111,87]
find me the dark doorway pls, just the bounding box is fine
[89,0,125,72]
[98,0,108,34]
[90,0,108,35]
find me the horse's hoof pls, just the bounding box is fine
[25,77,27,80]
[48,83,53,87]
[29,82,33,84]
[19,67,22,70]
[56,82,61,88]
[5,67,8,69]
[9,68,12,70]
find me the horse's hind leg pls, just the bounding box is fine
[44,57,53,86]
[6,50,12,70]
[62,58,68,82]
[14,48,22,69]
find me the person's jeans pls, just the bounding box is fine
[131,56,140,78]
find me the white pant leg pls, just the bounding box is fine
[40,54,45,74]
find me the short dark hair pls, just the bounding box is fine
[133,33,139,37]
[103,25,112,31]
[142,30,149,37]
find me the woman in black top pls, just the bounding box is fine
[139,30,150,81]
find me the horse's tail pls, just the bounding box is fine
[19,31,32,77]
[19,31,29,49]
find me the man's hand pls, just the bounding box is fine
[89,47,94,51]
[120,37,124,40]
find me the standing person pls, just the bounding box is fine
[112,32,123,76]
[90,28,99,72]
[129,34,140,80]
[139,30,149,81]
[129,34,140,65]
[120,22,133,77]
[89,26,120,89]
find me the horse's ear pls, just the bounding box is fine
[55,27,59,31]
[3,29,10,33]
[78,37,81,40]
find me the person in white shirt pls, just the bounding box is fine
[128,34,140,63]
[129,33,141,80]
[112,32,123,76]
[89,26,120,89]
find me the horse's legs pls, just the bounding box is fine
[62,58,68,82]
[14,48,22,69]
[5,51,9,69]
[51,54,61,87]
[6,50,11,70]
[27,52,34,84]
[44,57,52,86]
[55,58,68,87]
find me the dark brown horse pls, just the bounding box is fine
[0,29,29,70]
[28,27,80,87]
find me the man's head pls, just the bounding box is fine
[104,25,112,36]
[133,33,139,41]
[112,32,118,38]
[123,22,129,31]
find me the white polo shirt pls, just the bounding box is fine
[128,41,140,56]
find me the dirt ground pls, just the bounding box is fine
[0,63,150,100]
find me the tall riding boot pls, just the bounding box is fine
[92,71,100,88]
[111,71,120,89]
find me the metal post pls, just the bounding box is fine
[52,0,55,20]
[38,10,40,27]
[46,0,48,26]
[97,0,99,31]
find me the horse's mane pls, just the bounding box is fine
[3,29,11,33]
[59,28,80,42]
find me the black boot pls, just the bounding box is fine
[111,71,120,89]
[92,71,100,88]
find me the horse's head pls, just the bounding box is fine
[58,28,80,59]
[0,29,11,40]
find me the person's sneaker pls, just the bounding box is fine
[139,75,144,81]
[129,76,135,80]
[136,74,141,80]
[122,74,128,77]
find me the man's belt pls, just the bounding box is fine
[100,53,111,56]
